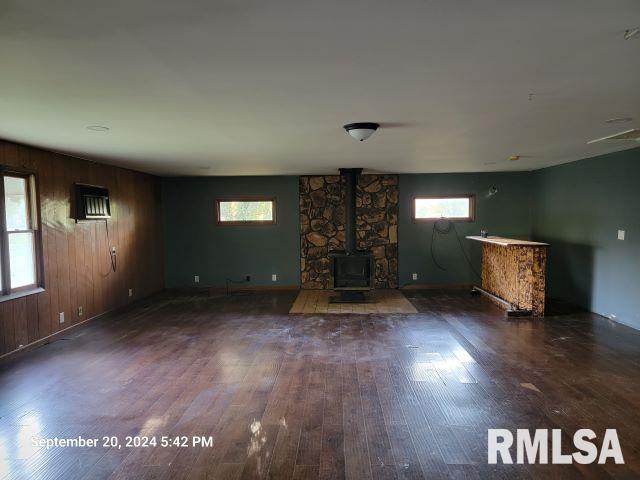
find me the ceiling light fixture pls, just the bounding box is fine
[86,125,110,132]
[343,122,379,142]
[508,155,521,161]
[623,28,639,40]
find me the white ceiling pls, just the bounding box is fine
[1,0,639,176]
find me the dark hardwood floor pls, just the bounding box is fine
[1,289,639,479]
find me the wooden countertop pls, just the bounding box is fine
[466,236,549,247]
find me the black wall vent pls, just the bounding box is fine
[75,184,111,220]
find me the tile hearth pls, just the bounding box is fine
[289,289,417,314]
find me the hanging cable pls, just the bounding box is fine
[430,218,452,271]
[430,217,481,279]
[451,222,481,279]
[105,219,116,273]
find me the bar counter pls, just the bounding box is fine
[467,236,549,316]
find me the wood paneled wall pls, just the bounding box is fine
[0,139,164,357]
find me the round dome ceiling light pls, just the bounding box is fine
[343,122,379,142]
[86,125,110,132]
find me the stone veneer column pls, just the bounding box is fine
[356,175,399,288]
[299,176,346,289]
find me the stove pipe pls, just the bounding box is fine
[339,168,362,254]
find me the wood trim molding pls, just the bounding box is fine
[400,283,474,290]
[0,292,160,361]
[0,166,44,295]
[167,285,300,294]
[0,175,9,295]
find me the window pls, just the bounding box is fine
[1,169,41,295]
[215,197,276,225]
[412,194,475,222]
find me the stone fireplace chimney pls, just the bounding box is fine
[299,172,398,291]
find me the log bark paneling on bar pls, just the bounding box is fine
[467,236,548,316]
[0,139,164,357]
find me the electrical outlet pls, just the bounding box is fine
[245,275,251,282]
[412,273,418,280]
[59,312,65,324]
[128,288,133,297]
[618,230,625,240]
[272,274,277,282]
[78,306,83,317]
[194,275,200,283]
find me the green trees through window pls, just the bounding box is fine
[413,195,474,221]
[1,172,39,294]
[216,198,275,224]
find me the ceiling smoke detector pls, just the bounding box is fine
[343,122,379,141]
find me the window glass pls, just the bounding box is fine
[414,197,472,220]
[2,173,39,292]
[8,232,36,288]
[4,176,29,230]
[218,200,274,223]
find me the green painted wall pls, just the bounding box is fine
[161,150,640,331]
[398,172,533,286]
[162,176,300,288]
[531,147,640,329]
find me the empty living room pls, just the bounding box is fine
[1,1,639,479]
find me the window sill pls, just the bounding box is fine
[412,218,475,223]
[0,287,45,303]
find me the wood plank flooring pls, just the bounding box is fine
[289,290,417,314]
[0,289,639,479]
